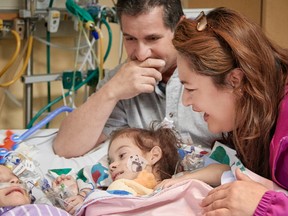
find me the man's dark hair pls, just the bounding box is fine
[116,0,184,31]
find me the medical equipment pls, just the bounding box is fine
[0,0,117,129]
[47,10,60,33]
[0,106,73,164]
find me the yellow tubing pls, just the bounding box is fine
[0,30,21,78]
[94,26,104,80]
[0,36,33,87]
[84,21,104,80]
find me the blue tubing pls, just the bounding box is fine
[11,106,74,145]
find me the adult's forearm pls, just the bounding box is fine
[53,86,118,158]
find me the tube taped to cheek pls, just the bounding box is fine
[127,154,148,172]
[0,182,29,191]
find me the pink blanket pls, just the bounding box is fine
[76,179,212,216]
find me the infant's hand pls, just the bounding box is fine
[53,174,73,186]
[155,178,183,190]
[64,195,85,215]
[52,174,78,195]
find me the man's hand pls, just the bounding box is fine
[106,58,165,101]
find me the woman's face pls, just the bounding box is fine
[108,136,150,181]
[0,165,30,207]
[177,54,237,133]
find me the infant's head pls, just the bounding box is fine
[0,165,31,207]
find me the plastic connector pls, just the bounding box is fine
[87,69,99,87]
[62,71,82,90]
[13,18,25,40]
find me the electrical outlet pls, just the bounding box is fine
[13,18,25,40]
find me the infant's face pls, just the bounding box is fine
[0,165,30,207]
[108,136,149,181]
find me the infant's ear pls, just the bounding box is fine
[149,146,162,165]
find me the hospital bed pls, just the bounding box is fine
[1,114,286,216]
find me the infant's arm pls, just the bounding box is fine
[52,174,79,196]
[157,164,230,189]
[63,188,91,215]
[52,174,93,214]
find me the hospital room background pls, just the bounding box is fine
[0,0,287,130]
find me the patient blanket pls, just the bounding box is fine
[76,179,212,216]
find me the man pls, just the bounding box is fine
[53,0,219,158]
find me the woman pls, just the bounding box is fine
[172,7,288,215]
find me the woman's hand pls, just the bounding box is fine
[201,168,269,216]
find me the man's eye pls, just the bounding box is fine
[125,37,135,41]
[147,36,161,41]
[149,37,159,41]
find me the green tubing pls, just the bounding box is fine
[66,0,93,22]
[26,69,98,129]
[101,18,112,61]
[26,13,113,129]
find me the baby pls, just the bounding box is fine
[0,165,30,208]
[0,164,71,215]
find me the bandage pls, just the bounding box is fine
[127,155,148,172]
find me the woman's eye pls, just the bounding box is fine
[186,88,195,93]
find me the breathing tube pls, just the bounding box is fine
[12,106,74,146]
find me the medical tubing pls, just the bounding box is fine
[101,18,112,61]
[33,35,90,50]
[66,0,94,23]
[0,30,21,77]
[0,36,33,87]
[78,19,112,72]
[46,29,51,128]
[26,20,112,128]
[12,106,74,144]
[89,23,104,80]
[45,0,55,127]
[26,69,98,128]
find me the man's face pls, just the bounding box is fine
[121,7,177,75]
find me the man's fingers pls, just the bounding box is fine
[139,58,166,69]
[140,69,162,82]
